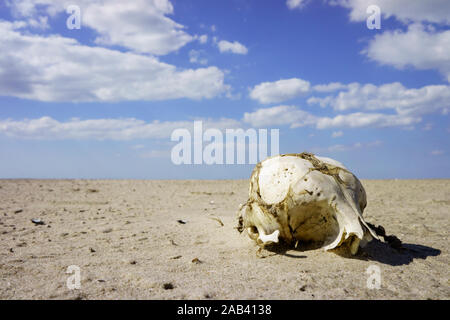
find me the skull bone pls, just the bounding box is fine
[237,153,378,255]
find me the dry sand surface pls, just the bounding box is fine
[0,179,448,300]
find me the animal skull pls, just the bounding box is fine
[237,153,378,255]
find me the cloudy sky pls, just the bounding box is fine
[0,0,449,179]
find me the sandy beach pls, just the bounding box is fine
[0,179,448,299]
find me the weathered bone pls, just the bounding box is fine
[258,229,280,244]
[237,152,378,255]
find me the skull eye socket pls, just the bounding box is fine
[249,226,258,234]
[246,226,260,241]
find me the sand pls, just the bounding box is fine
[0,179,448,300]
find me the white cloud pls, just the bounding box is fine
[217,40,248,55]
[328,142,360,152]
[329,0,450,25]
[313,82,348,92]
[249,78,311,104]
[307,96,334,108]
[315,112,420,129]
[0,21,229,102]
[286,0,307,10]
[243,105,316,128]
[0,106,433,142]
[27,15,49,29]
[364,24,450,82]
[331,131,343,138]
[0,116,241,140]
[325,2,450,82]
[243,106,421,129]
[307,82,450,116]
[312,140,382,153]
[5,0,193,55]
[289,1,450,83]
[189,49,208,65]
[198,34,208,44]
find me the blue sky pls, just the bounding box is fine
[0,0,449,179]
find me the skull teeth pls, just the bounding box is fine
[258,229,280,244]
